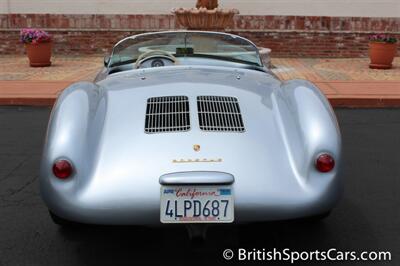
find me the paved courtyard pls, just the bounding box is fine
[0,55,101,82]
[0,55,400,107]
[272,58,400,81]
[1,55,399,82]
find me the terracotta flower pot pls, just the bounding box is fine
[25,41,52,67]
[368,42,397,69]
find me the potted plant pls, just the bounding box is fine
[369,34,398,69]
[20,28,53,67]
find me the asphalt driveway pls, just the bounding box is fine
[0,107,399,266]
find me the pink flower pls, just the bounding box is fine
[20,28,52,44]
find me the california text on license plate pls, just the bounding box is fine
[160,186,234,223]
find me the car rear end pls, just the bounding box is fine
[40,66,341,226]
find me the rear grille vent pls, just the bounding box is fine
[145,96,190,133]
[197,96,245,132]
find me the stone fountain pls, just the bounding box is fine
[172,0,271,68]
[172,0,239,30]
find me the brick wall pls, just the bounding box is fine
[1,14,399,57]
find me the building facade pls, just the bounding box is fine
[1,0,399,57]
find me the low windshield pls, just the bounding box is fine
[110,31,262,67]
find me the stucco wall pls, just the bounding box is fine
[0,0,399,17]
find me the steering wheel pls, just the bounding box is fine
[135,50,177,69]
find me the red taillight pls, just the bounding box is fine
[52,159,73,179]
[315,154,335,173]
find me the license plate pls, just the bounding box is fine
[160,186,234,223]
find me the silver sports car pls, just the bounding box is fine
[40,31,341,235]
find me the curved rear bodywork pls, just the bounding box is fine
[40,64,341,225]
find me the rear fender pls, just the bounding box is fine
[40,82,106,199]
[272,79,341,186]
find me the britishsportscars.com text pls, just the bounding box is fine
[222,248,391,263]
